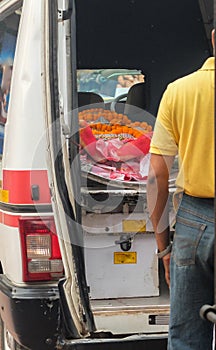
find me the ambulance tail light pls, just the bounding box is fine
[19,217,64,282]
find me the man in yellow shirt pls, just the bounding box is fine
[147,30,215,349]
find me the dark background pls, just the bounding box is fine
[76,0,213,115]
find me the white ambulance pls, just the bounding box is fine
[0,0,212,349]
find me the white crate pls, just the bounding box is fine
[83,229,159,299]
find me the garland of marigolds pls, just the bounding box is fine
[79,108,152,140]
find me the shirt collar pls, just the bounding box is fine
[200,57,215,71]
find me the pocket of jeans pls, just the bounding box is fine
[172,215,206,266]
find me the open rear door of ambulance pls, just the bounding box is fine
[41,0,96,341]
[41,2,168,349]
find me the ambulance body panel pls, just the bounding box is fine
[0,0,212,349]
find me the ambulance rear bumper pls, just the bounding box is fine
[0,274,60,350]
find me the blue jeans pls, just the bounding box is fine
[168,193,214,350]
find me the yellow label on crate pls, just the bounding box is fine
[0,189,9,203]
[122,219,146,233]
[114,251,137,264]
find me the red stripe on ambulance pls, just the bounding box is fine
[3,169,51,205]
[0,212,19,227]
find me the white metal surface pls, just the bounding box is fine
[82,212,153,234]
[90,295,169,334]
[0,223,23,281]
[2,0,46,170]
[0,0,50,284]
[84,231,159,299]
[42,0,93,337]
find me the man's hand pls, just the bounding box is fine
[162,253,171,287]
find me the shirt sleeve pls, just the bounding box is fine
[150,85,178,156]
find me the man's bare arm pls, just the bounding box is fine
[147,153,175,286]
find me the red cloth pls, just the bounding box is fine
[80,125,151,163]
[80,125,106,163]
[79,125,96,145]
[116,134,151,161]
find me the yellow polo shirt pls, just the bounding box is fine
[150,57,215,198]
